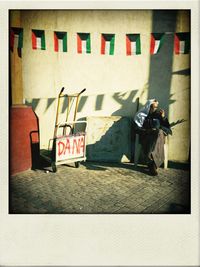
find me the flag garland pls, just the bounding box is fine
[101,34,115,55]
[150,33,164,54]
[77,33,91,54]
[54,31,67,52]
[32,29,46,50]
[174,32,190,54]
[126,34,141,55]
[10,27,190,56]
[10,27,23,50]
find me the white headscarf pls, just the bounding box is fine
[134,99,157,128]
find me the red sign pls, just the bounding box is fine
[56,134,85,161]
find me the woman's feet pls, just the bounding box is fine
[148,161,158,176]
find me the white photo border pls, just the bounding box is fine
[0,0,199,266]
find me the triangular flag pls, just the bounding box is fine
[150,33,164,54]
[10,27,23,50]
[32,29,46,50]
[77,33,91,54]
[126,34,141,55]
[101,34,115,55]
[54,32,67,52]
[174,32,190,54]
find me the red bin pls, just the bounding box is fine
[10,105,40,176]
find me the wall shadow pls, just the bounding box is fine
[84,89,139,166]
[147,11,190,156]
[148,10,178,115]
[25,88,139,117]
[172,68,190,76]
[25,98,56,112]
[112,90,138,116]
[95,94,104,111]
[78,96,88,112]
[85,117,132,165]
[25,98,41,111]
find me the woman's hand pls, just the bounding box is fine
[159,109,165,118]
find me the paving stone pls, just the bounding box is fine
[9,161,190,214]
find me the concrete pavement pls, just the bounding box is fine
[9,161,190,214]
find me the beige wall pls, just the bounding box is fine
[22,10,152,98]
[169,10,190,161]
[21,10,152,149]
[11,10,190,162]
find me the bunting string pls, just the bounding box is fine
[10,27,190,55]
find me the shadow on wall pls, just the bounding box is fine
[25,89,139,117]
[25,98,56,112]
[77,89,140,163]
[147,11,189,136]
[10,47,22,58]
[25,89,140,164]
[77,94,105,113]
[111,90,138,116]
[172,68,190,76]
[85,117,134,163]
[148,10,178,115]
[79,89,139,116]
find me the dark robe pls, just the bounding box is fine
[134,109,171,168]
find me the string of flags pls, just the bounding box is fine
[10,27,190,55]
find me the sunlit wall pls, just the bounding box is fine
[10,10,190,162]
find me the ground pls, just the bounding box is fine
[9,161,190,214]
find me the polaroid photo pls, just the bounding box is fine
[0,0,199,266]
